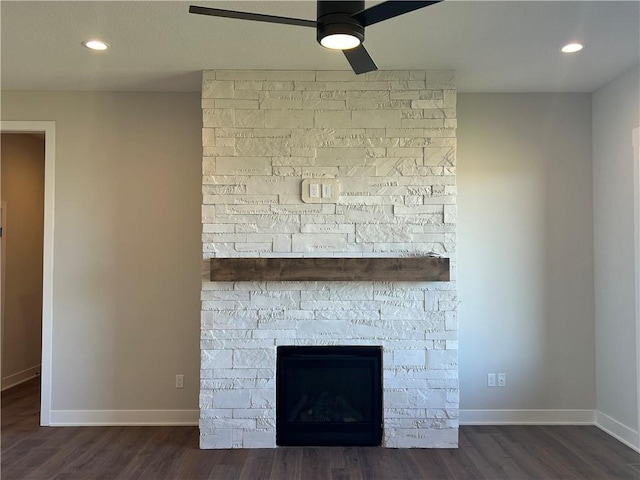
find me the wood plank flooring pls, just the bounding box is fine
[3,378,639,480]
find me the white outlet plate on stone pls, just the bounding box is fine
[301,178,339,203]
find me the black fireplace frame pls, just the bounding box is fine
[276,345,383,447]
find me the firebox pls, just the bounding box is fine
[276,345,383,446]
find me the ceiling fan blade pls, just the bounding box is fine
[189,5,316,28]
[352,1,442,27]
[343,45,378,75]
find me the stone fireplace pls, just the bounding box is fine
[200,70,458,448]
[276,345,383,446]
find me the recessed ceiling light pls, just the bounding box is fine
[561,43,584,53]
[82,40,109,51]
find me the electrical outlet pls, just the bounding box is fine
[175,374,184,389]
[309,183,320,198]
[487,373,496,387]
[497,373,506,387]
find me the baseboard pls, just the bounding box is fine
[44,408,640,453]
[50,409,199,426]
[1,365,40,391]
[460,409,595,425]
[595,410,640,453]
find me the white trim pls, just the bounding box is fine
[596,410,640,453]
[50,409,199,426]
[0,201,6,385]
[0,121,55,426]
[459,409,595,425]
[633,126,640,452]
[1,366,40,391]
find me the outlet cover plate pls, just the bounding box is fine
[302,178,339,203]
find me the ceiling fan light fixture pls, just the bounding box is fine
[317,22,364,50]
[316,2,365,51]
[189,0,441,74]
[320,33,361,50]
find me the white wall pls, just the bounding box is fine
[1,87,634,439]
[457,94,595,417]
[592,66,640,445]
[1,92,202,418]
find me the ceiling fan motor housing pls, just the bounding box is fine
[317,0,365,47]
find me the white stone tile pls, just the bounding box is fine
[245,176,301,195]
[232,408,273,419]
[199,417,255,430]
[250,389,275,409]
[295,81,329,90]
[212,389,252,408]
[291,233,348,253]
[387,147,424,158]
[394,350,425,366]
[242,430,276,448]
[200,408,234,419]
[203,109,234,127]
[315,110,352,128]
[252,329,297,339]
[201,290,251,301]
[386,427,457,448]
[384,389,409,408]
[355,224,413,243]
[304,99,346,110]
[200,430,233,449]
[235,80,263,90]
[203,80,235,99]
[301,224,355,234]
[325,81,390,91]
[215,368,274,379]
[426,350,458,370]
[329,282,373,300]
[352,110,402,128]
[216,157,272,176]
[296,320,353,338]
[201,349,233,369]
[444,204,458,224]
[260,98,303,110]
[214,99,258,109]
[234,110,265,128]
[251,290,301,309]
[265,110,314,128]
[262,80,294,91]
[236,137,291,156]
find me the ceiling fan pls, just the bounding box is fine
[189,1,442,74]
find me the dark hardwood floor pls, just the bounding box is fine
[2,378,639,480]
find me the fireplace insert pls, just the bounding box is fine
[276,345,383,446]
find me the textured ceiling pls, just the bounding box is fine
[1,1,638,93]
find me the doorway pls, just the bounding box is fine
[0,121,55,426]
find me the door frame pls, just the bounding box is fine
[633,126,640,446]
[1,121,55,426]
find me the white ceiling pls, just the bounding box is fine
[1,0,638,93]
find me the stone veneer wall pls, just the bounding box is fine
[200,70,458,448]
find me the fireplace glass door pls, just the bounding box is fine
[276,345,383,446]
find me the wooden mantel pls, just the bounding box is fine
[210,257,450,282]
